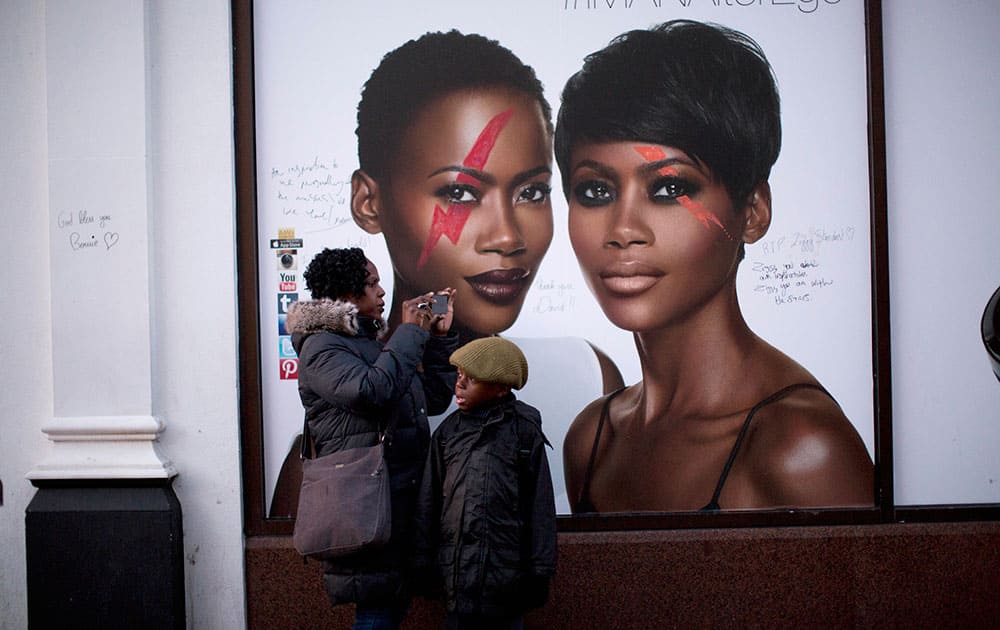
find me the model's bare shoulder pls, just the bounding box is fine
[742,387,874,508]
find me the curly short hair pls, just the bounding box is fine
[555,19,781,207]
[302,247,368,301]
[357,30,552,179]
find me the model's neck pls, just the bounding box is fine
[632,284,759,419]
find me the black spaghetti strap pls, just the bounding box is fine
[574,387,626,513]
[701,382,834,511]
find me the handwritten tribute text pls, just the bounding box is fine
[56,210,118,252]
[268,157,352,233]
[750,225,855,306]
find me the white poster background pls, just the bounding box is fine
[253,0,873,515]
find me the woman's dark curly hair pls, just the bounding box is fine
[302,247,369,301]
[357,30,552,180]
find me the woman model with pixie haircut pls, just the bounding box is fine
[557,20,874,513]
[349,30,623,512]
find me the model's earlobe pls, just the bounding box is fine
[742,181,772,244]
[351,169,383,235]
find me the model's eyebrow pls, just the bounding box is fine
[571,159,615,179]
[510,165,552,186]
[640,156,698,176]
[427,165,496,186]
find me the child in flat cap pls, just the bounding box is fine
[414,337,557,629]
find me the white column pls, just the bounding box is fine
[28,0,174,480]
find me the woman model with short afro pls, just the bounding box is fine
[348,29,625,518]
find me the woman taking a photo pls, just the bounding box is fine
[286,247,457,628]
[556,20,874,513]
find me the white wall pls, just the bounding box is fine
[0,2,52,628]
[884,1,1000,505]
[1,2,998,629]
[0,1,245,629]
[146,2,246,627]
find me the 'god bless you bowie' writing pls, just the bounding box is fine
[57,210,118,252]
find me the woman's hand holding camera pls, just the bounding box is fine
[401,288,455,335]
[428,288,455,336]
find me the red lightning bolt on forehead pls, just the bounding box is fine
[633,145,736,241]
[416,109,515,268]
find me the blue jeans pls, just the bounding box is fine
[353,603,409,630]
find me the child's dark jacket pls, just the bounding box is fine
[414,394,557,616]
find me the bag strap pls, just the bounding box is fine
[300,411,400,461]
[299,414,312,460]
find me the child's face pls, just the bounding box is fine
[454,368,509,411]
[377,88,554,335]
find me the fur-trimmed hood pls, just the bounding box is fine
[286,299,359,337]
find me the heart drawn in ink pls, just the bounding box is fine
[104,232,120,250]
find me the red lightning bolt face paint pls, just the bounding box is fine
[633,145,736,241]
[416,109,515,268]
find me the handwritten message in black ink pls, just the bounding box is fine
[529,277,577,315]
[751,225,854,306]
[269,157,352,232]
[56,210,118,252]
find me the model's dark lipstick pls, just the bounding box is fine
[464,268,531,305]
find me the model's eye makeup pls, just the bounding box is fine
[651,177,696,201]
[633,145,735,241]
[572,180,615,207]
[517,182,551,204]
[437,184,480,205]
[417,109,515,268]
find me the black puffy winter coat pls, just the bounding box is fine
[287,298,458,607]
[414,394,557,616]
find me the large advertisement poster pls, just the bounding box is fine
[251,0,875,517]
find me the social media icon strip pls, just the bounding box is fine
[275,230,302,380]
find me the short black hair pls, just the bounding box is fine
[302,247,368,301]
[555,19,781,207]
[357,30,552,179]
